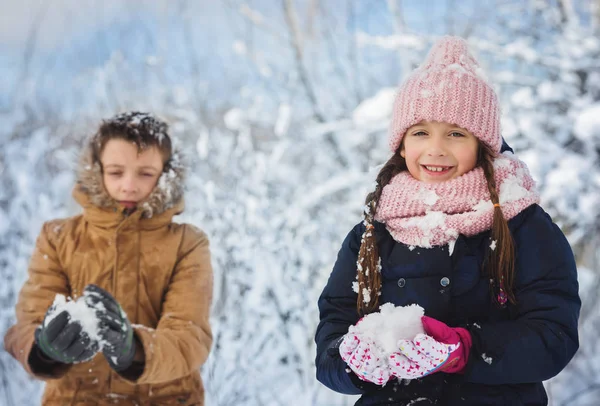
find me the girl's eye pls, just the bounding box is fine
[108,172,122,177]
[450,132,464,137]
[413,131,427,136]
[142,173,155,178]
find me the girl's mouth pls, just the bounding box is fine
[421,165,453,175]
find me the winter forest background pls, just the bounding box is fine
[1,0,599,405]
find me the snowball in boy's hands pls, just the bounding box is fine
[44,293,104,343]
[34,295,102,364]
[339,332,392,386]
[35,311,99,364]
[349,303,425,354]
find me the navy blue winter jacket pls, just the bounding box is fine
[315,203,580,405]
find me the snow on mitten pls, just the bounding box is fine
[34,297,101,364]
[35,310,100,364]
[83,285,136,372]
[339,332,392,386]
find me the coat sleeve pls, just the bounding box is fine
[131,225,213,385]
[315,223,384,395]
[462,205,581,384]
[3,220,72,379]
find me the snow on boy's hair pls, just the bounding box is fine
[92,111,173,165]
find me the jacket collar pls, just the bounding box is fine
[72,187,184,230]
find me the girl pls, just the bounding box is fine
[4,112,213,405]
[315,37,580,405]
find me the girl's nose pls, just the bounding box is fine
[426,136,446,156]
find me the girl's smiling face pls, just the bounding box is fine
[100,139,164,208]
[400,121,479,183]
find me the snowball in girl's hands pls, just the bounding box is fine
[349,303,425,354]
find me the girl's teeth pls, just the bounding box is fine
[425,166,448,172]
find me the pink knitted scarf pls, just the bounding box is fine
[374,153,540,249]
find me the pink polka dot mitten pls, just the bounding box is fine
[419,315,472,374]
[339,331,392,386]
[389,334,458,379]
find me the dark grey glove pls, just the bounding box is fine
[34,309,99,364]
[83,284,136,371]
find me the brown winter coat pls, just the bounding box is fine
[4,147,213,405]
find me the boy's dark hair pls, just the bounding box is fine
[92,112,173,170]
[357,140,516,314]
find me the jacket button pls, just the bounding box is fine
[397,278,406,288]
[440,277,450,287]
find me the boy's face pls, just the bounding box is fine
[401,121,479,183]
[100,139,164,208]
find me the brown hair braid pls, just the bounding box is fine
[478,143,517,305]
[356,153,406,314]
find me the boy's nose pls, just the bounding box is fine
[121,177,138,193]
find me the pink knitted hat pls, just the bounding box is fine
[388,36,501,153]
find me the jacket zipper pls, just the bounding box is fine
[109,215,124,393]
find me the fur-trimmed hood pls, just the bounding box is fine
[74,138,186,220]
